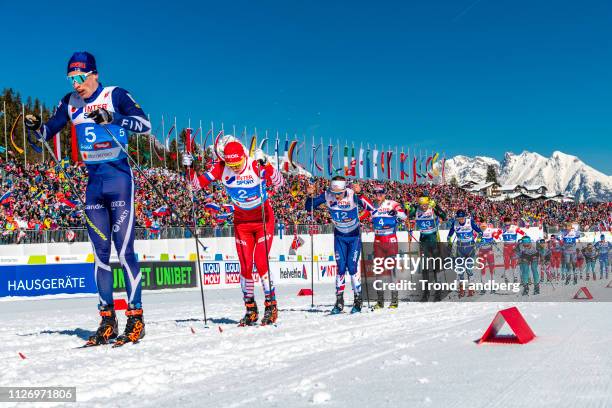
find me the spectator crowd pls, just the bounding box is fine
[1,157,610,244]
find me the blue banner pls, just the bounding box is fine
[0,263,96,297]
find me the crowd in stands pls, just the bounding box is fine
[1,157,610,243]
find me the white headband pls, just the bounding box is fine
[330,180,347,192]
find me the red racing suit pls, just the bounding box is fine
[193,158,284,299]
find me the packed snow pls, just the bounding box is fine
[2,281,612,407]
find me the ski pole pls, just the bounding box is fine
[257,165,274,302]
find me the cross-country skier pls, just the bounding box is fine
[447,210,482,297]
[536,238,553,283]
[582,243,598,281]
[24,51,150,347]
[560,223,584,285]
[187,137,284,326]
[477,222,501,293]
[406,195,447,301]
[594,235,610,280]
[513,236,540,296]
[500,217,525,284]
[548,235,563,280]
[305,176,373,314]
[369,185,407,309]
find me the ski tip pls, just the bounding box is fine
[190,327,196,334]
[18,352,26,360]
[218,326,223,333]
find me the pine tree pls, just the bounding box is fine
[485,165,498,184]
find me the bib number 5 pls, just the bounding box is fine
[85,126,96,143]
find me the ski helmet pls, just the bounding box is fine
[418,197,430,206]
[522,236,532,243]
[223,141,247,169]
[373,185,386,194]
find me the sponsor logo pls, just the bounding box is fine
[85,203,105,210]
[111,201,126,208]
[320,264,337,278]
[104,92,110,98]
[112,209,129,232]
[202,262,221,285]
[224,262,240,284]
[84,104,108,113]
[81,144,93,150]
[69,62,86,69]
[279,265,308,280]
[94,141,112,150]
[225,153,241,160]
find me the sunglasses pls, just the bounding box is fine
[67,71,93,85]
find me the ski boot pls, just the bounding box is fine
[238,297,258,326]
[420,289,430,302]
[330,293,344,315]
[467,288,475,297]
[388,291,399,309]
[113,307,145,347]
[521,283,529,296]
[433,290,442,302]
[513,276,518,284]
[533,283,540,295]
[573,274,578,285]
[372,290,385,310]
[84,305,118,346]
[565,274,571,285]
[350,293,363,314]
[458,286,465,298]
[260,297,278,326]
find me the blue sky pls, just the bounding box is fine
[2,0,611,173]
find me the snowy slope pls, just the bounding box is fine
[2,282,612,407]
[444,151,612,201]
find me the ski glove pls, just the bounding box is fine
[254,148,266,165]
[88,108,113,125]
[24,114,42,132]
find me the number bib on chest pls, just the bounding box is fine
[223,161,266,210]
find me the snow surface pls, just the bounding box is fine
[2,283,612,408]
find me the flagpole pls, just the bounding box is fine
[3,101,7,161]
[174,117,179,172]
[136,124,140,166]
[199,119,204,164]
[40,105,44,163]
[21,104,26,165]
[162,115,167,168]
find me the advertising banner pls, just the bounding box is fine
[0,263,96,297]
[111,261,197,291]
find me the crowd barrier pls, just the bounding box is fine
[1,228,608,299]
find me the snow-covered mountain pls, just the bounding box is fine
[443,151,612,202]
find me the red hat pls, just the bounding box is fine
[223,141,246,166]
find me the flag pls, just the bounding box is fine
[400,151,406,181]
[386,150,393,179]
[185,128,193,154]
[349,145,356,176]
[327,143,334,177]
[59,198,77,209]
[153,205,171,217]
[1,190,12,205]
[204,202,221,213]
[365,148,371,179]
[222,204,234,213]
[275,136,280,172]
[372,148,379,179]
[343,144,349,176]
[358,147,364,179]
[412,156,417,184]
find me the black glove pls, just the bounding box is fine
[24,114,42,131]
[87,108,113,125]
[388,209,397,217]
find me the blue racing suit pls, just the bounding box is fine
[306,189,371,296]
[447,217,482,281]
[38,84,150,308]
[594,240,610,278]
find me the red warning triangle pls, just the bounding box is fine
[297,288,313,296]
[478,307,535,345]
[573,287,593,300]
